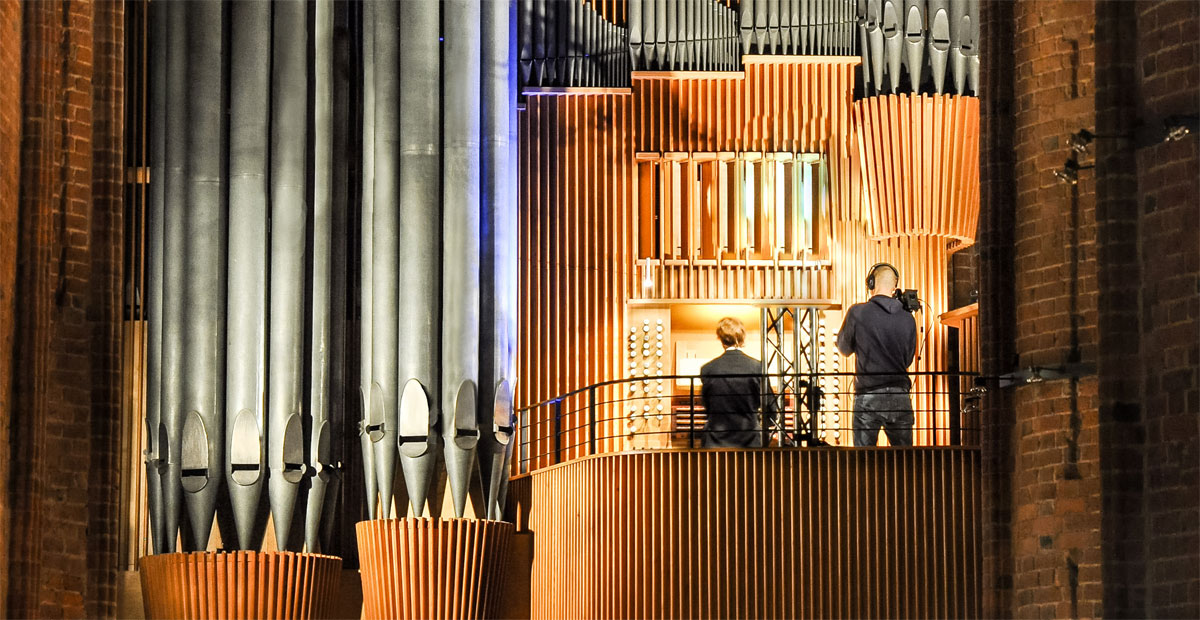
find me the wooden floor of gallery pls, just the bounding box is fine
[510,447,982,619]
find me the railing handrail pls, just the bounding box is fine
[516,369,985,413]
[514,370,990,474]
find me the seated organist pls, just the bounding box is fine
[700,317,778,448]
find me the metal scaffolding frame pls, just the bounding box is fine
[760,305,824,446]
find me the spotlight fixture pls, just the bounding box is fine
[1052,159,1094,185]
[1067,129,1094,153]
[1163,115,1199,142]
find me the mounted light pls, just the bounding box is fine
[1164,115,1198,142]
[1067,129,1094,153]
[1052,159,1094,185]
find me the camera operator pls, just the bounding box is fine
[836,263,918,447]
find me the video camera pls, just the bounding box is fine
[895,289,922,313]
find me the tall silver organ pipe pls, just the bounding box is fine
[306,0,336,552]
[441,0,483,518]
[267,0,309,550]
[144,0,167,555]
[159,0,190,552]
[396,0,442,518]
[225,0,271,551]
[359,0,379,521]
[369,0,401,520]
[479,0,519,521]
[180,0,226,551]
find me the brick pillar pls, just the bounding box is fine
[1008,1,1104,616]
[978,0,1017,615]
[1094,0,1146,615]
[6,0,124,617]
[0,0,23,614]
[87,0,125,616]
[1133,2,1200,616]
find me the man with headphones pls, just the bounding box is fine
[835,263,918,446]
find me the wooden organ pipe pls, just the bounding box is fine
[854,94,980,245]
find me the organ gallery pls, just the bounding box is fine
[0,0,1196,618]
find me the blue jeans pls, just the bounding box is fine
[853,388,914,447]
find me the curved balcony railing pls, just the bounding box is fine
[515,371,989,474]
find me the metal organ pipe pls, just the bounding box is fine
[268,0,309,550]
[180,0,226,551]
[396,0,441,518]
[479,0,518,521]
[159,0,189,552]
[928,0,950,94]
[226,0,271,551]
[306,0,335,552]
[370,0,401,520]
[359,0,379,521]
[442,0,483,519]
[145,0,167,554]
[903,0,926,93]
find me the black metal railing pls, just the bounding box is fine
[515,371,988,474]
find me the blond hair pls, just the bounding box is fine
[716,317,746,348]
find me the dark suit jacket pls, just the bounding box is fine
[699,349,776,448]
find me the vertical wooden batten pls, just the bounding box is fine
[853,94,981,245]
[356,518,514,619]
[517,60,982,456]
[513,448,982,618]
[139,551,342,619]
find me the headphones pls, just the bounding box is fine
[865,262,899,290]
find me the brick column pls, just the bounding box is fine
[1133,2,1200,616]
[86,0,124,616]
[1094,0,1146,615]
[0,0,23,614]
[978,0,1017,615]
[6,0,124,617]
[1008,1,1104,616]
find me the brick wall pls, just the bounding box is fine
[1134,1,1200,616]
[949,245,980,311]
[86,0,124,615]
[1009,1,1104,616]
[0,0,22,614]
[1094,0,1147,614]
[977,0,1017,614]
[4,0,124,617]
[982,0,1200,616]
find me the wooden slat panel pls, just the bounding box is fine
[514,448,982,619]
[518,92,633,468]
[829,220,953,446]
[139,551,341,619]
[854,94,981,245]
[518,59,980,460]
[356,518,513,620]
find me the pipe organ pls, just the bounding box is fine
[518,16,981,460]
[117,0,985,613]
[140,0,519,557]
